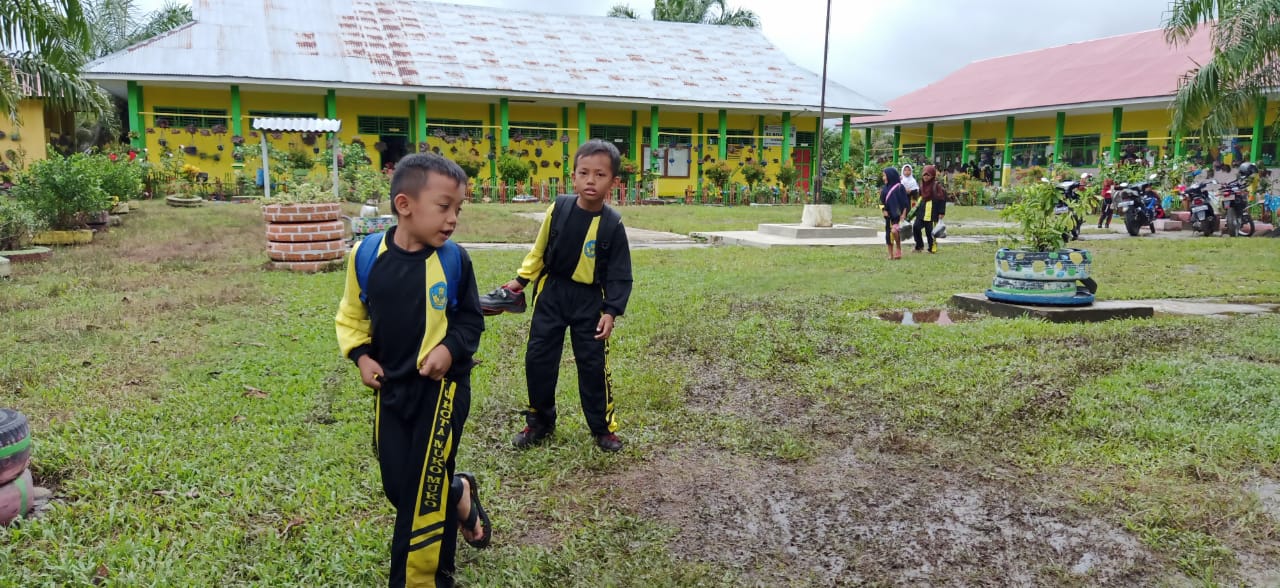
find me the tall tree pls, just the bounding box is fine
[83,0,192,59]
[0,0,109,119]
[1164,0,1280,140]
[608,0,760,28]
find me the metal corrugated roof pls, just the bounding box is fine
[855,28,1214,127]
[251,117,342,132]
[83,0,886,115]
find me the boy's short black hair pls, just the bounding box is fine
[389,153,469,217]
[573,139,621,177]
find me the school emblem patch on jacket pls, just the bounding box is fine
[429,282,448,310]
[583,239,597,259]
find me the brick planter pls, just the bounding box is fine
[263,203,346,270]
[0,247,52,264]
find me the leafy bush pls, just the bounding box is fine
[776,164,799,189]
[263,181,338,205]
[98,156,145,203]
[741,161,767,189]
[999,164,1084,252]
[455,153,485,181]
[0,198,44,250]
[704,160,734,191]
[10,148,112,229]
[497,153,530,185]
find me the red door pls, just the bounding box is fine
[793,149,812,193]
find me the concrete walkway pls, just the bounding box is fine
[464,212,704,251]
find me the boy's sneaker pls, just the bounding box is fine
[512,423,554,448]
[479,286,526,316]
[594,433,623,452]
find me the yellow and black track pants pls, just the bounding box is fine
[375,374,470,588]
[524,276,617,435]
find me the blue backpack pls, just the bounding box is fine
[354,232,461,310]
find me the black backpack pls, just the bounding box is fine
[540,195,621,289]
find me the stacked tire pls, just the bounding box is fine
[263,203,347,272]
[0,409,34,525]
[986,248,1097,306]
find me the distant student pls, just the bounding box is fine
[912,164,947,253]
[881,166,910,260]
[901,163,920,197]
[482,140,634,452]
[1097,177,1115,229]
[335,154,491,588]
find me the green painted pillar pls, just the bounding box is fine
[782,112,792,166]
[1110,107,1123,162]
[325,89,337,120]
[408,100,417,146]
[892,125,901,166]
[1003,116,1015,187]
[696,112,705,203]
[1252,96,1266,163]
[1173,128,1184,161]
[499,97,509,153]
[1053,111,1065,165]
[577,102,587,147]
[717,109,728,161]
[127,81,142,148]
[863,128,872,167]
[230,85,242,137]
[649,105,659,176]
[488,103,496,188]
[561,107,570,189]
[961,120,971,167]
[631,110,639,202]
[416,94,427,152]
[840,115,851,165]
[925,123,935,161]
[756,115,765,156]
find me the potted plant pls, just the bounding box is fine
[99,151,145,215]
[742,161,767,200]
[455,153,485,200]
[497,152,530,201]
[987,165,1096,306]
[705,160,734,204]
[11,148,111,245]
[262,181,346,272]
[776,164,799,204]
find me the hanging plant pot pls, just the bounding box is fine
[199,129,211,137]
[559,133,570,144]
[301,133,317,146]
[540,160,550,168]
[156,118,171,129]
[212,124,227,135]
[985,248,1096,306]
[373,141,387,152]
[184,146,198,155]
[0,131,5,139]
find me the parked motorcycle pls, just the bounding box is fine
[1115,176,1160,236]
[1219,162,1257,237]
[1054,179,1085,242]
[1183,180,1219,236]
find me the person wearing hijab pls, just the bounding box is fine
[911,165,947,253]
[900,163,920,196]
[880,166,910,260]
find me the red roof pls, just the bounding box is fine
[858,27,1212,126]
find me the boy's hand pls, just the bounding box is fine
[502,279,524,292]
[595,314,615,340]
[420,345,453,380]
[357,355,385,390]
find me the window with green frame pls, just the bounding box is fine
[795,131,815,147]
[425,118,484,139]
[358,116,410,136]
[508,121,557,141]
[901,142,926,156]
[1011,136,1050,167]
[590,125,631,157]
[248,110,317,120]
[642,127,693,146]
[1062,134,1100,166]
[933,141,963,168]
[706,129,754,147]
[153,107,228,129]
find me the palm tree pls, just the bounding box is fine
[1164,0,1280,140]
[83,0,192,59]
[0,0,109,119]
[607,0,760,28]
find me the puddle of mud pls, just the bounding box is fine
[877,308,980,325]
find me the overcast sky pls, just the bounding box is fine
[138,0,1170,104]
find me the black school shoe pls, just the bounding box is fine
[512,422,554,448]
[594,433,623,452]
[479,286,526,316]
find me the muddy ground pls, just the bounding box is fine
[584,362,1279,587]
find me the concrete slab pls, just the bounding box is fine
[694,231,997,248]
[757,223,877,239]
[1126,298,1280,316]
[950,293,1154,323]
[1154,219,1183,231]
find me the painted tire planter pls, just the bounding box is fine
[986,248,1096,307]
[263,203,346,269]
[110,202,130,214]
[0,247,52,264]
[0,469,34,525]
[165,195,204,208]
[31,230,93,246]
[0,409,31,486]
[348,215,397,237]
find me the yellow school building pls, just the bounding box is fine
[83,0,885,199]
[854,27,1277,184]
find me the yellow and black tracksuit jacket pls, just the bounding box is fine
[334,227,484,588]
[515,196,632,436]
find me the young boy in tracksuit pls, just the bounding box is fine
[489,140,634,452]
[335,153,491,588]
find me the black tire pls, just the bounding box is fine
[1125,210,1140,236]
[1239,217,1255,237]
[1226,209,1241,237]
[0,409,31,487]
[1079,277,1099,295]
[1202,217,1217,237]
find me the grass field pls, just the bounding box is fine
[1,200,1277,586]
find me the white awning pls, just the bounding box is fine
[251,117,341,133]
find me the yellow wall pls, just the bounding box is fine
[0,100,50,172]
